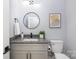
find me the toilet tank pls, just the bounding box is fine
[50,40,64,53]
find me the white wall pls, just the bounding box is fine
[64,0,76,59]
[3,0,10,59]
[10,0,66,40]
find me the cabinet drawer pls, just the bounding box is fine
[11,44,48,51]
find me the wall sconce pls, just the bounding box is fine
[22,0,41,8]
[23,0,34,5]
[29,0,34,5]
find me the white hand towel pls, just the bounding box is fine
[14,22,20,35]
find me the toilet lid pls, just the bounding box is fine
[54,53,70,59]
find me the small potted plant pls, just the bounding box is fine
[39,31,45,39]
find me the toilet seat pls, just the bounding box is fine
[54,53,70,59]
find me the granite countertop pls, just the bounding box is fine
[10,35,49,44]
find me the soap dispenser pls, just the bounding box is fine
[21,32,24,39]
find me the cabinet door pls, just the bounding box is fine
[30,50,48,59]
[11,51,27,59]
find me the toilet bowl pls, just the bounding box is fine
[54,53,70,59]
[50,40,70,59]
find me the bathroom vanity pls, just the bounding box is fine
[10,38,49,59]
[10,11,49,59]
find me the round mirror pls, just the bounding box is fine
[23,12,40,29]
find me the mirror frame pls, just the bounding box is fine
[23,12,40,29]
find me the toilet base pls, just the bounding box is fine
[54,53,70,59]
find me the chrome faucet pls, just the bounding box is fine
[30,33,33,38]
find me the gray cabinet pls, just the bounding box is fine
[10,51,27,59]
[31,50,48,59]
[10,44,48,59]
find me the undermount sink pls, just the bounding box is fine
[22,39,39,41]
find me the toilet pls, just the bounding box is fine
[50,40,70,59]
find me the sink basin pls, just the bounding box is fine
[22,39,38,41]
